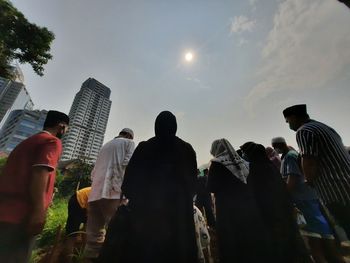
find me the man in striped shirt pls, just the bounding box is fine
[283,104,350,238]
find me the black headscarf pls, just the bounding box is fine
[155,111,177,139]
[241,142,269,162]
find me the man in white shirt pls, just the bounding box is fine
[84,128,135,260]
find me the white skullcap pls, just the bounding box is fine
[121,128,134,138]
[271,137,286,144]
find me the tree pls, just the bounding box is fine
[56,159,93,198]
[0,0,55,79]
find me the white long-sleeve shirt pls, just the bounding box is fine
[89,137,135,202]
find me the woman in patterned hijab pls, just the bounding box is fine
[208,139,272,263]
[210,138,249,184]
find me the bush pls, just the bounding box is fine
[36,197,68,247]
[56,160,92,198]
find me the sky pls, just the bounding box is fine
[10,0,350,165]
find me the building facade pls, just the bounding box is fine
[0,109,47,153]
[61,78,111,163]
[0,76,34,129]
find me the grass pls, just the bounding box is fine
[38,197,68,247]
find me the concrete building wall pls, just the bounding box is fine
[61,78,111,163]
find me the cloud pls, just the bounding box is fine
[249,0,258,11]
[246,0,350,107]
[186,77,211,90]
[237,37,248,47]
[230,16,256,34]
[175,111,185,120]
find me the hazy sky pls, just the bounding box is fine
[11,0,350,165]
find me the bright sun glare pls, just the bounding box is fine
[185,52,193,62]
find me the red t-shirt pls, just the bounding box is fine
[0,131,62,224]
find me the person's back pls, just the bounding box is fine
[121,111,198,263]
[282,150,318,201]
[89,136,135,202]
[0,132,61,224]
[284,104,350,241]
[208,139,273,263]
[0,110,69,263]
[242,142,304,263]
[297,120,350,205]
[84,128,134,260]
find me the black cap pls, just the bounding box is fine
[43,110,70,128]
[283,104,307,118]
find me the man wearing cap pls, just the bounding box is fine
[272,137,345,262]
[84,128,135,260]
[283,104,350,239]
[0,110,69,262]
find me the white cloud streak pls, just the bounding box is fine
[230,15,256,34]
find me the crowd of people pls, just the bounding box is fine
[0,104,350,263]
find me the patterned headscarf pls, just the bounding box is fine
[210,138,249,184]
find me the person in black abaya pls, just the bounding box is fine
[120,111,198,263]
[241,142,310,263]
[207,139,273,263]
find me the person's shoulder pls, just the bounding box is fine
[175,137,192,147]
[286,150,298,157]
[300,119,326,130]
[175,137,196,152]
[29,131,60,146]
[285,150,299,162]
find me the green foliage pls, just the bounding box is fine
[57,159,93,198]
[0,0,55,79]
[36,197,68,248]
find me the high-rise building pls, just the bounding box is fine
[0,76,34,129]
[0,109,47,153]
[61,78,111,163]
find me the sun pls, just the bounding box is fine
[185,52,193,62]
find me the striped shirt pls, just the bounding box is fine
[296,120,350,205]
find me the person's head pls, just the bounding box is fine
[240,142,267,162]
[271,137,289,154]
[265,147,278,158]
[283,104,310,131]
[210,139,226,158]
[119,128,134,140]
[239,141,254,161]
[155,111,177,138]
[43,110,70,139]
[210,138,238,159]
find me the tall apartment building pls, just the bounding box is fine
[0,76,34,129]
[61,78,112,163]
[0,109,47,153]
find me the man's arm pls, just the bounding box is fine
[26,166,51,236]
[122,141,135,166]
[301,156,319,183]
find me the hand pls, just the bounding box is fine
[26,210,46,237]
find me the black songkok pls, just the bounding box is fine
[282,104,307,118]
[44,110,70,128]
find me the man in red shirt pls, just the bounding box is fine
[0,110,69,262]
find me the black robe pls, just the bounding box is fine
[121,136,199,263]
[247,153,307,263]
[208,161,273,263]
